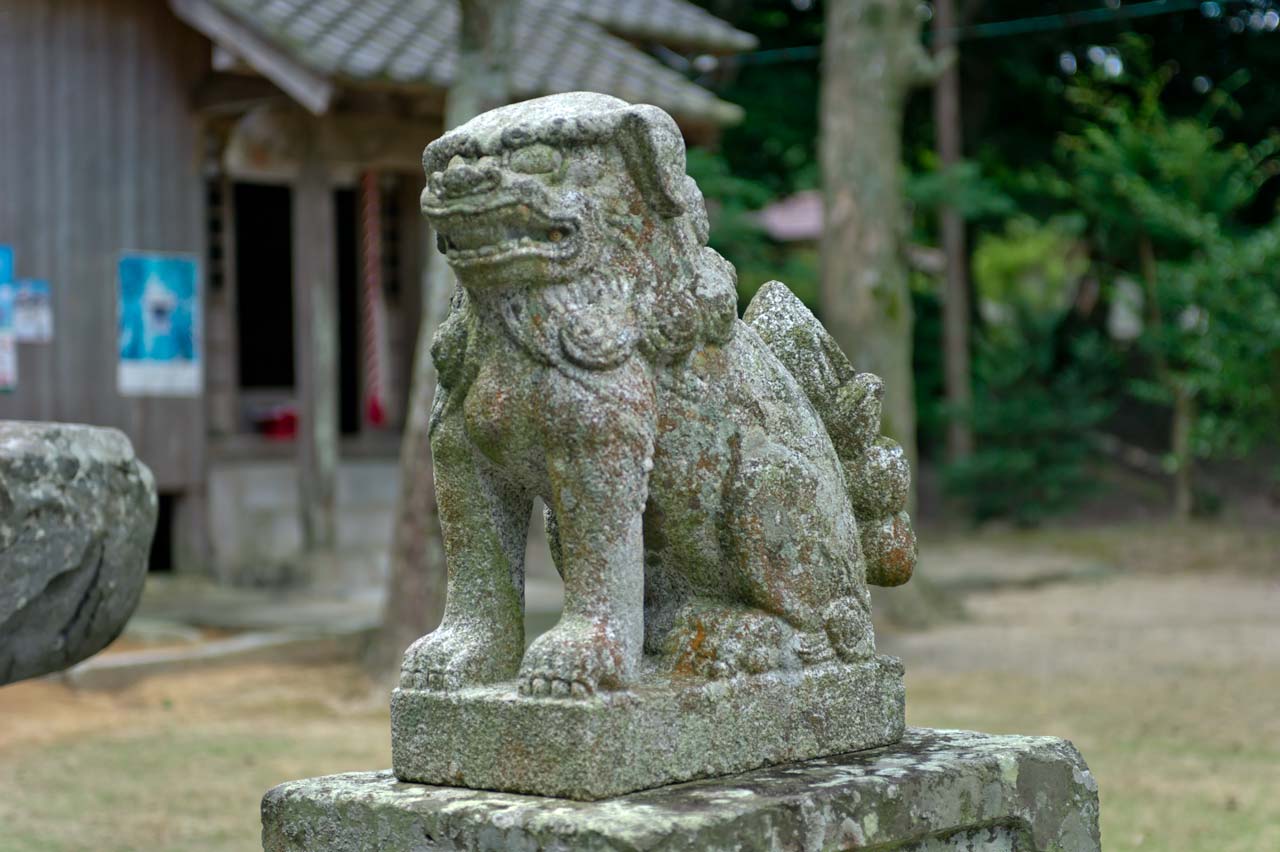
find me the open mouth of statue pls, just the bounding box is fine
[429,202,580,267]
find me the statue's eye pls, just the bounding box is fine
[507,144,561,175]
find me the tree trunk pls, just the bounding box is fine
[932,0,973,463]
[820,0,935,498]
[366,0,517,678]
[1137,233,1197,519]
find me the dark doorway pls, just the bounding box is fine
[335,188,361,436]
[234,183,295,389]
[148,494,175,573]
[232,182,360,433]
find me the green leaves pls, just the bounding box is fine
[944,325,1116,527]
[907,160,1016,221]
[1056,37,1280,476]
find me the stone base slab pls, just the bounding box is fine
[263,728,1100,851]
[390,655,905,800]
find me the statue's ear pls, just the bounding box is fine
[615,106,687,218]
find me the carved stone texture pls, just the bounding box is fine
[393,92,917,797]
[394,657,904,800]
[265,729,1101,852]
[0,421,157,685]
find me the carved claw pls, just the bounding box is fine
[399,623,520,691]
[517,675,596,699]
[516,618,622,699]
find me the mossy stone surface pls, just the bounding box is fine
[392,656,905,800]
[0,421,156,685]
[263,728,1100,852]
[401,94,918,728]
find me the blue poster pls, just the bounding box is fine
[0,281,12,331]
[0,252,14,391]
[117,253,201,396]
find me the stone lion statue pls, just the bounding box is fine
[401,92,915,699]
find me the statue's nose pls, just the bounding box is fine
[436,162,500,199]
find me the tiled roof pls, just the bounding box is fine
[559,0,757,53]
[200,0,751,124]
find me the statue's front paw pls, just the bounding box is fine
[399,623,519,691]
[517,618,625,699]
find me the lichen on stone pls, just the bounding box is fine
[0,421,156,684]
[391,91,927,800]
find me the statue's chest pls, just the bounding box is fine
[461,342,547,484]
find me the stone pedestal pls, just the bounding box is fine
[262,728,1100,852]
[391,656,905,800]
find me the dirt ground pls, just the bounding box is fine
[0,521,1276,852]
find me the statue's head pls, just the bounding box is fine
[422,92,736,367]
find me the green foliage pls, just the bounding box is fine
[1158,227,1280,459]
[685,148,821,313]
[945,329,1115,526]
[687,2,1280,515]
[681,2,825,313]
[907,159,1017,224]
[911,285,947,456]
[945,217,1114,525]
[695,0,824,197]
[1057,39,1280,470]
[1058,46,1276,262]
[971,216,1088,334]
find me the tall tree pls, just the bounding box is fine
[1057,53,1280,518]
[819,0,940,493]
[367,0,518,678]
[932,0,974,463]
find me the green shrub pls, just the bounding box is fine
[944,217,1114,525]
[945,327,1114,525]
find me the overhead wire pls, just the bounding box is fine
[728,0,1261,65]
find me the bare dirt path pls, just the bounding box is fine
[887,568,1280,852]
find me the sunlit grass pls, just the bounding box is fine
[1,521,1276,852]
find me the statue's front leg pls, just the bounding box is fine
[400,402,531,691]
[519,366,654,698]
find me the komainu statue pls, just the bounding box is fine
[392,92,915,799]
[401,91,914,698]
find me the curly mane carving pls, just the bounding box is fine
[423,93,737,383]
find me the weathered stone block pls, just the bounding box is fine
[0,421,157,685]
[392,656,905,800]
[263,728,1101,852]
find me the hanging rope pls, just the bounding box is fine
[359,170,389,427]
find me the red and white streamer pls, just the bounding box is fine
[359,171,389,427]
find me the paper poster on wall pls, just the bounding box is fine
[13,279,53,342]
[117,253,201,397]
[0,245,12,285]
[0,277,16,393]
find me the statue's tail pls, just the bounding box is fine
[744,281,916,587]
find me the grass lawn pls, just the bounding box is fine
[0,521,1276,851]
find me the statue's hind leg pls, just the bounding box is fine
[660,599,797,678]
[723,435,875,666]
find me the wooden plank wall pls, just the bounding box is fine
[0,0,210,491]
